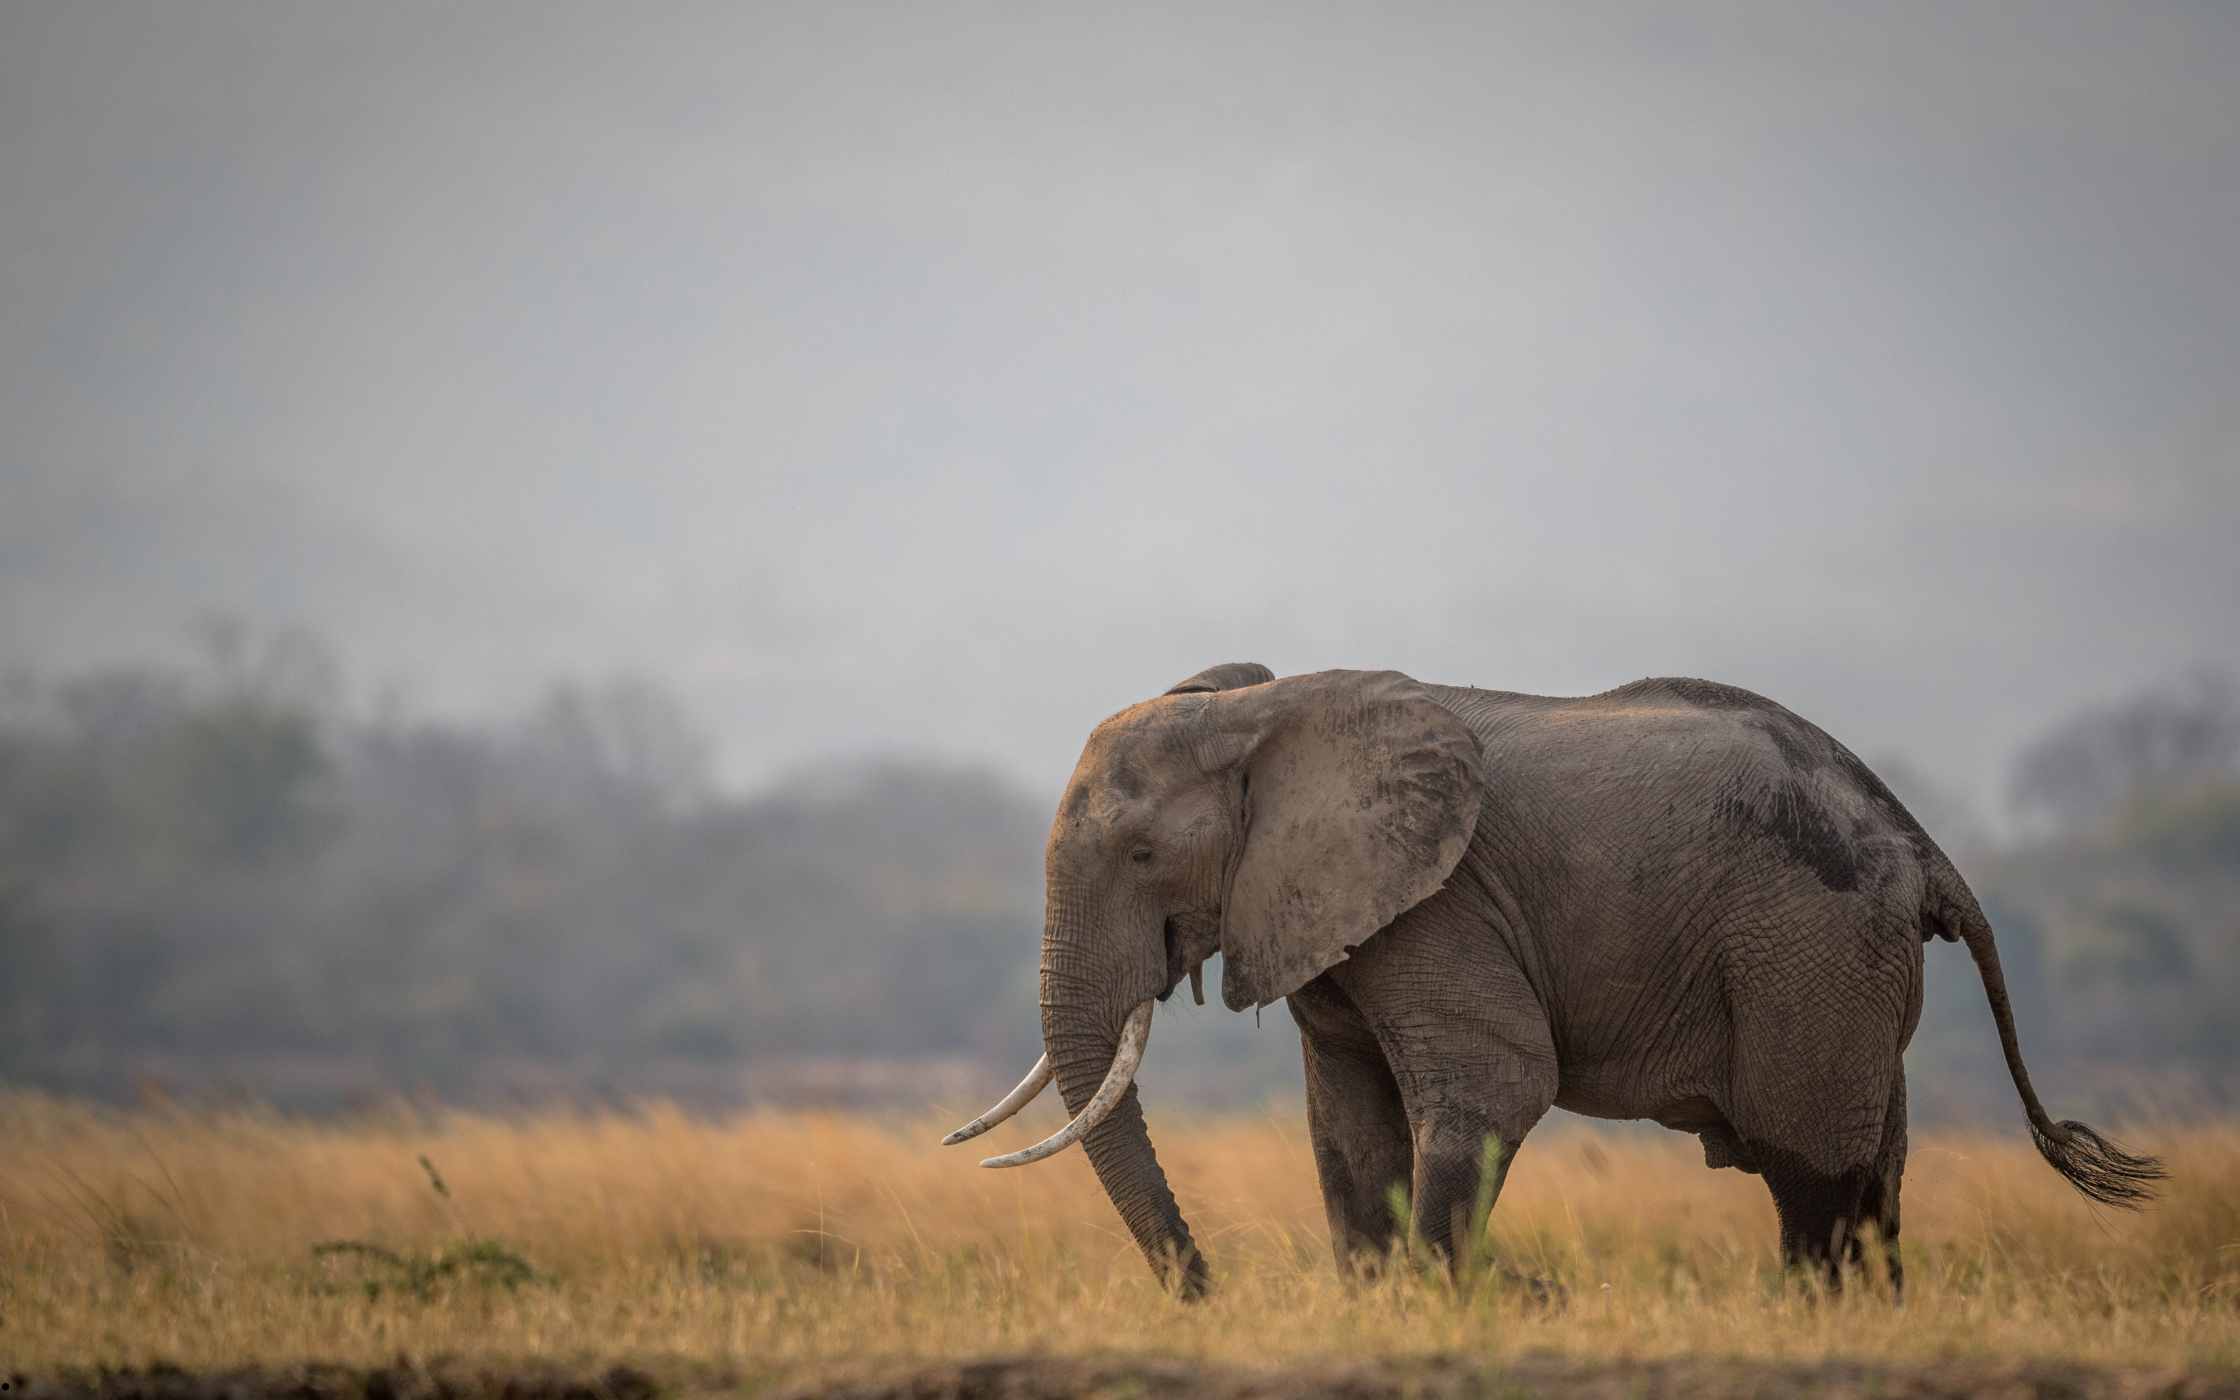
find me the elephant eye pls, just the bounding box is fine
[1130,845,1154,864]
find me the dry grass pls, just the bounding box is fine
[1,1093,2234,1380]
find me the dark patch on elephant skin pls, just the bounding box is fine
[1725,779,1861,892]
[1645,673,1939,887]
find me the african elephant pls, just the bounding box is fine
[942,664,2162,1298]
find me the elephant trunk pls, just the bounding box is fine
[1038,898,1210,1298]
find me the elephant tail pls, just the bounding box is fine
[1927,857,2166,1208]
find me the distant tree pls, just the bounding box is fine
[163,694,335,865]
[2058,900,2197,989]
[2009,669,2240,838]
[511,675,715,815]
[36,646,338,871]
[2107,778,2240,873]
[188,612,341,715]
[0,873,56,1058]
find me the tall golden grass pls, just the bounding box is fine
[2,1093,2233,1373]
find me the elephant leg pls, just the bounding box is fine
[1407,1105,1523,1270]
[1856,1069,1907,1297]
[1764,1160,1873,1287]
[1289,978,1412,1272]
[1750,1067,1893,1289]
[1727,929,1908,1292]
[1330,901,1558,1288]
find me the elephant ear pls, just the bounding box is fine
[1165,661,1275,695]
[1205,670,1485,1011]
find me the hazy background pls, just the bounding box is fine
[3,2,2235,1121]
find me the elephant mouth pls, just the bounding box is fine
[1161,913,1216,1005]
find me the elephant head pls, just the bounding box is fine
[941,665,1486,1295]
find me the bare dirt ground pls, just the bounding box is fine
[13,1356,2240,1400]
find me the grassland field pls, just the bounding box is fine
[1,1094,2235,1397]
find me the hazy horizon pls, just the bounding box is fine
[7,2,2236,821]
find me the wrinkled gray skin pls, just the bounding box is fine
[1031,665,2161,1300]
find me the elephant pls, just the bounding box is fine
[942,664,2163,1299]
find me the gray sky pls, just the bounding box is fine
[5,1,2236,818]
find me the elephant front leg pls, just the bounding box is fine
[1290,984,1413,1273]
[1409,1109,1511,1267]
[1405,1105,1567,1305]
[1328,908,1560,1298]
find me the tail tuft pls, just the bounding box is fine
[1932,853,2169,1211]
[2029,1119,2166,1209]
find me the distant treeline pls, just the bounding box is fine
[2,625,2235,1118]
[1906,668,2240,1118]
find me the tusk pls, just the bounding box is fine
[1190,963,1205,1006]
[940,1054,1052,1146]
[979,1000,1154,1168]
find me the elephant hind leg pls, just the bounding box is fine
[1764,1156,1874,1286]
[1757,1071,1906,1293]
[1723,939,1908,1291]
[1857,1070,1908,1297]
[1734,1068,1897,1290]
